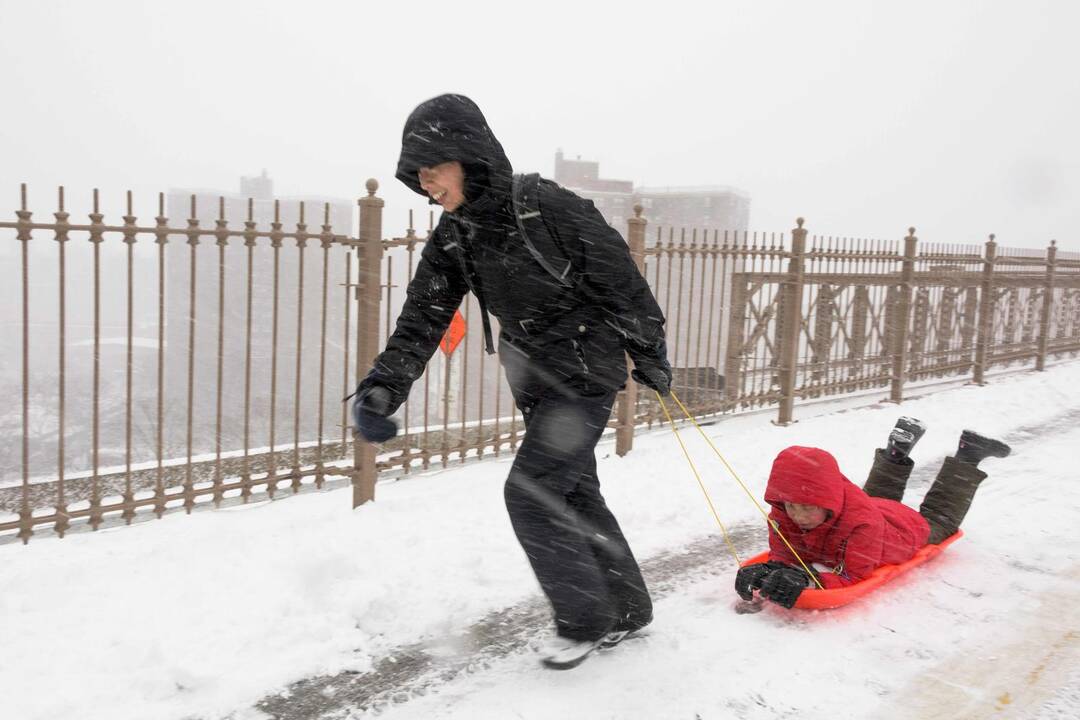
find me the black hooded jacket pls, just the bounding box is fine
[363,94,667,410]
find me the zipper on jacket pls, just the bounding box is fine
[447,221,495,354]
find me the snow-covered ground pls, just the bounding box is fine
[2,363,1079,720]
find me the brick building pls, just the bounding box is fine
[552,150,751,241]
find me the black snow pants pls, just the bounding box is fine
[862,449,989,545]
[502,348,652,642]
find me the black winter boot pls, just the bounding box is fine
[918,456,988,543]
[955,430,1011,466]
[885,416,927,464]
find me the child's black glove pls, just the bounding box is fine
[734,561,785,601]
[351,385,399,443]
[759,565,816,609]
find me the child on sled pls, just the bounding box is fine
[735,418,1011,608]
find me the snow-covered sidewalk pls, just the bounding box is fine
[2,364,1079,720]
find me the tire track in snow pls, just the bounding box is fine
[248,525,763,719]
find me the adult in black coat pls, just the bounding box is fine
[354,94,670,651]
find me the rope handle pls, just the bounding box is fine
[655,391,741,565]
[659,390,826,591]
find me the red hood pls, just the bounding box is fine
[762,445,933,586]
[764,446,848,517]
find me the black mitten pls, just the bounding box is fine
[630,339,672,396]
[735,562,782,601]
[759,566,815,609]
[352,385,399,443]
[631,366,671,396]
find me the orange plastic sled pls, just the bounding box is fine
[740,530,963,610]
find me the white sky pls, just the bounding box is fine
[1,0,1077,249]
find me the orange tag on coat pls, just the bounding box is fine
[439,309,467,356]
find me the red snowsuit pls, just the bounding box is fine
[764,446,931,588]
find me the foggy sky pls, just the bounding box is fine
[1,0,1077,250]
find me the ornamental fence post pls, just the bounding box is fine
[353,179,383,507]
[775,218,807,425]
[1035,240,1058,371]
[616,204,647,456]
[972,234,998,385]
[888,228,918,403]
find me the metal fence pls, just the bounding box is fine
[626,221,1080,431]
[2,182,1078,544]
[1,184,369,542]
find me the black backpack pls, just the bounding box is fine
[452,173,590,355]
[510,173,582,290]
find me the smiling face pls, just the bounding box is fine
[417,161,466,212]
[783,501,829,531]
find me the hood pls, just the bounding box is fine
[395,94,513,213]
[763,446,848,517]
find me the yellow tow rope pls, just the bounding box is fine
[657,390,826,591]
[656,391,742,564]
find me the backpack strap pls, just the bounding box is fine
[511,173,575,289]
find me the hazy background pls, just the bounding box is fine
[1,0,1077,246]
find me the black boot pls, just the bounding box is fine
[919,456,988,543]
[884,416,927,464]
[955,430,1011,466]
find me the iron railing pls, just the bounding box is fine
[3,182,1078,544]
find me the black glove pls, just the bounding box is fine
[758,565,815,609]
[351,385,399,443]
[631,366,671,396]
[630,341,669,397]
[734,561,786,601]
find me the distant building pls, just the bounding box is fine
[239,168,274,202]
[553,151,752,392]
[554,150,634,194]
[167,170,353,238]
[634,185,751,240]
[162,174,355,453]
[552,151,751,242]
